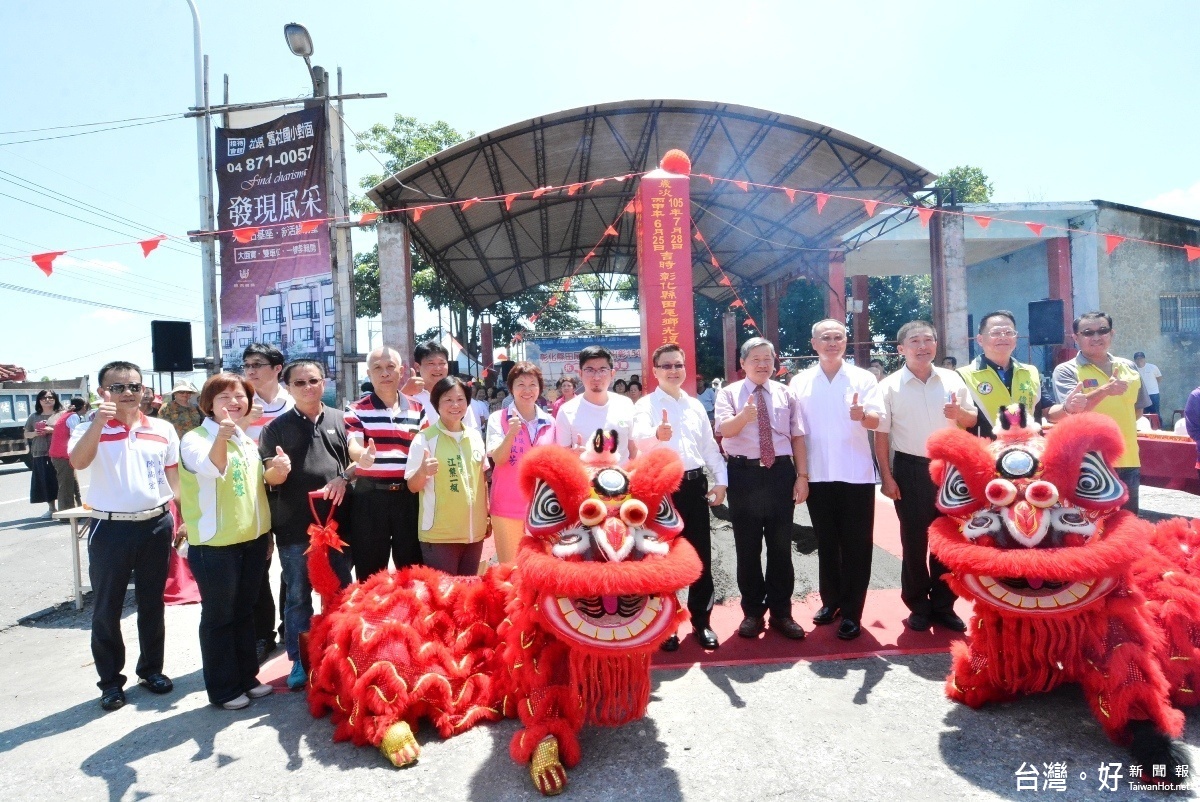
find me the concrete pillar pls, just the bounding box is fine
[1046,237,1075,363]
[762,280,782,345]
[929,211,968,362]
[851,274,871,366]
[825,252,846,322]
[722,311,739,383]
[378,218,416,368]
[480,320,494,381]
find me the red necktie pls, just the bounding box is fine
[756,384,775,468]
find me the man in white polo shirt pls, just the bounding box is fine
[408,340,480,431]
[70,360,180,711]
[555,345,637,463]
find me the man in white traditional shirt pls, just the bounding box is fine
[790,319,881,641]
[872,321,976,634]
[632,344,727,651]
[555,345,637,463]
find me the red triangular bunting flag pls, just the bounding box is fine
[730,299,744,309]
[358,212,379,226]
[1185,245,1200,262]
[511,333,523,342]
[567,183,583,196]
[718,275,732,287]
[733,180,749,192]
[1025,222,1045,236]
[776,365,788,377]
[562,277,572,291]
[589,178,607,190]
[711,256,720,268]
[232,227,260,243]
[916,207,934,228]
[784,188,796,203]
[694,230,705,242]
[528,312,540,323]
[815,193,829,214]
[139,235,167,257]
[603,225,619,237]
[461,197,480,211]
[532,187,548,199]
[973,215,992,229]
[32,251,64,276]
[619,174,633,182]
[624,201,635,214]
[582,251,596,264]
[743,317,757,328]
[1104,234,1124,255]
[411,208,424,222]
[504,193,518,211]
[862,200,879,217]
[299,220,321,234]
[697,173,715,184]
[547,295,558,307]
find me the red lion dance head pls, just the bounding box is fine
[303,436,700,795]
[928,407,1199,776]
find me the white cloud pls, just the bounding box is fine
[59,255,130,273]
[1141,181,1200,221]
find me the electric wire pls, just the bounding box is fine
[0,112,180,136]
[0,281,200,321]
[0,117,181,147]
[29,335,153,373]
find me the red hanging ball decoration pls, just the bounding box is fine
[660,149,691,175]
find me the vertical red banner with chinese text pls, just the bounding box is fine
[636,170,695,393]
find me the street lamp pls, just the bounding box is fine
[284,22,323,97]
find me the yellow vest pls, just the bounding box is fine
[959,359,1041,429]
[1076,360,1142,468]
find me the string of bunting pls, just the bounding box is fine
[1,171,647,276]
[689,216,762,337]
[691,173,1200,261]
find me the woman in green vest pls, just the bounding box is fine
[405,377,490,575]
[179,373,277,710]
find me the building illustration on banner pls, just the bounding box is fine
[221,272,336,374]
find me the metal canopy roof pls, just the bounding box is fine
[367,100,934,312]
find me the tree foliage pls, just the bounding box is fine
[934,165,993,204]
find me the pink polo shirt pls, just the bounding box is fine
[486,407,555,519]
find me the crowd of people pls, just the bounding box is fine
[56,307,1184,712]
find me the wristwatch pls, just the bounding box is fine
[339,467,353,481]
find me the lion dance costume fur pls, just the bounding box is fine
[301,434,700,795]
[927,407,1199,771]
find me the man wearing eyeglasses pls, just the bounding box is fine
[240,343,294,664]
[554,345,637,463]
[259,359,357,690]
[1052,311,1148,513]
[959,310,1061,439]
[69,360,180,711]
[632,343,727,651]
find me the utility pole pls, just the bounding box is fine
[185,0,220,374]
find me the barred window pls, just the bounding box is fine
[1160,293,1200,333]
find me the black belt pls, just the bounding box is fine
[357,477,408,492]
[893,451,931,464]
[682,468,706,481]
[727,455,792,468]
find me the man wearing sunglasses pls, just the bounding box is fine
[240,343,294,664]
[1052,311,1149,513]
[69,360,180,711]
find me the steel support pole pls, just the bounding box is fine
[185,1,220,374]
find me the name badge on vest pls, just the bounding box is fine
[1082,378,1100,390]
[978,382,993,395]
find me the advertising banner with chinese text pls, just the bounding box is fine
[215,107,334,372]
[524,335,643,388]
[636,171,695,391]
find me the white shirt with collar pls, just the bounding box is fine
[871,364,973,458]
[243,386,294,444]
[413,389,480,432]
[790,362,881,484]
[631,387,728,485]
[69,413,179,513]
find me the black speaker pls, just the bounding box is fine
[1027,300,1065,346]
[151,321,194,373]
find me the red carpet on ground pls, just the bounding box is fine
[259,495,965,687]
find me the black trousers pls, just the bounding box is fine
[252,552,276,645]
[672,473,713,628]
[807,481,875,622]
[728,458,797,619]
[189,533,270,705]
[892,452,957,616]
[350,481,421,580]
[87,511,173,692]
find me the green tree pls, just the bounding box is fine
[934,165,993,204]
[856,274,933,353]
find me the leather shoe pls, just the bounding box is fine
[100,688,126,712]
[770,616,806,640]
[255,639,276,666]
[694,627,719,650]
[138,673,173,694]
[907,613,931,632]
[737,615,765,638]
[659,634,680,652]
[932,610,967,632]
[812,606,840,626]
[836,619,862,640]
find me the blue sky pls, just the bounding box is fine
[3,1,1198,385]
